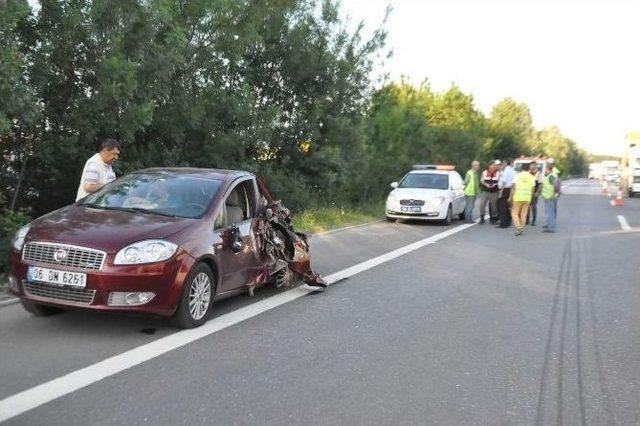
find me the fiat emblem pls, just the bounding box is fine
[53,249,68,262]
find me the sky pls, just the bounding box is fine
[340,0,640,156]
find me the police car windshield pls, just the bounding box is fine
[399,173,449,190]
[514,161,544,173]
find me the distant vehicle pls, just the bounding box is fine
[601,160,620,183]
[588,163,602,179]
[385,165,465,225]
[7,168,324,328]
[622,132,640,197]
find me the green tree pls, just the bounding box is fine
[0,0,40,211]
[485,98,533,160]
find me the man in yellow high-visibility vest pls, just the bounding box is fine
[509,162,537,235]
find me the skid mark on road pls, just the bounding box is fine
[535,237,614,425]
[581,238,615,424]
[536,239,570,425]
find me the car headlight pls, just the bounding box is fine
[114,240,178,265]
[387,195,397,205]
[431,196,445,206]
[11,224,31,251]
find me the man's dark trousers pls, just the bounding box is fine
[498,188,511,227]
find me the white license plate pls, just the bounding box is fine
[401,206,421,213]
[27,266,87,288]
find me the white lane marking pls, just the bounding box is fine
[313,219,384,236]
[0,221,477,422]
[0,298,19,308]
[617,215,631,230]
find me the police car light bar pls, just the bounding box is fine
[413,164,456,171]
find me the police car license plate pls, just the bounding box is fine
[27,266,87,288]
[401,206,421,213]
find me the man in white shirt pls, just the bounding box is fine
[76,138,121,201]
[497,158,515,228]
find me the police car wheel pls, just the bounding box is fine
[443,205,453,225]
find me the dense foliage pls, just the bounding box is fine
[1,0,589,221]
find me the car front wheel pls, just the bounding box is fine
[443,205,453,225]
[171,263,214,329]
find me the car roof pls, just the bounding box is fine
[135,167,253,181]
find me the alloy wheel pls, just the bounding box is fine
[188,272,212,321]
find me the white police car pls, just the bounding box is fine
[385,165,466,224]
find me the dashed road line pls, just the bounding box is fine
[616,215,630,230]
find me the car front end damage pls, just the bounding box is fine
[254,178,326,290]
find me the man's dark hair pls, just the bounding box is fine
[506,158,513,165]
[100,138,121,152]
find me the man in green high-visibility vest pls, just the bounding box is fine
[463,160,480,223]
[541,158,561,232]
[509,162,537,235]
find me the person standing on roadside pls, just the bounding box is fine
[509,162,537,236]
[527,161,542,226]
[478,160,501,224]
[541,158,561,232]
[76,138,121,201]
[548,158,561,178]
[463,160,480,223]
[497,158,515,228]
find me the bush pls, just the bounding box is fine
[0,209,31,276]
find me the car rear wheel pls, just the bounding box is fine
[171,263,214,329]
[21,300,64,316]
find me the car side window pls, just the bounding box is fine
[213,205,226,230]
[224,178,262,225]
[451,173,463,189]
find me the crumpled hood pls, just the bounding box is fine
[25,204,195,253]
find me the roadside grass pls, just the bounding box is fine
[292,202,384,234]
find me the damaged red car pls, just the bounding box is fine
[7,168,325,328]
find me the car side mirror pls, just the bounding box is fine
[226,224,244,253]
[390,182,398,189]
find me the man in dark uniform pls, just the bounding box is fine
[497,158,515,228]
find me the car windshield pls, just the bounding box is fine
[399,173,449,190]
[514,161,544,173]
[79,173,223,219]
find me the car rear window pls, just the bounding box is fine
[79,173,223,219]
[399,173,449,190]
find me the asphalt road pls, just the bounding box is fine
[0,179,638,425]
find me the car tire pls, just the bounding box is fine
[21,300,64,316]
[171,263,215,329]
[385,216,396,222]
[275,266,295,288]
[443,205,453,225]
